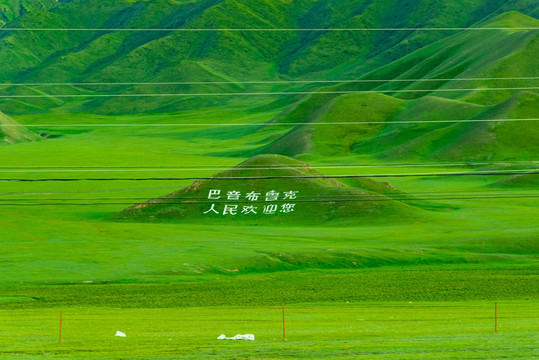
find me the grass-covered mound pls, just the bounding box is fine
[492,172,539,188]
[0,110,41,144]
[256,91,539,161]
[116,154,421,225]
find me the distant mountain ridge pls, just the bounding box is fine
[1,1,537,161]
[247,12,539,161]
[0,0,537,114]
[0,0,59,26]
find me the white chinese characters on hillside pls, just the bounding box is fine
[203,190,298,215]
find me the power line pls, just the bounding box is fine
[4,189,526,200]
[1,194,537,206]
[0,186,181,197]
[1,161,536,170]
[5,118,539,127]
[0,87,537,98]
[0,170,536,182]
[0,190,532,201]
[2,77,538,86]
[0,162,537,173]
[0,27,537,31]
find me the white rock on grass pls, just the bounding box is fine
[217,334,255,341]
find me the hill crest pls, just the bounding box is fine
[115,154,422,225]
[0,110,41,144]
[0,2,537,114]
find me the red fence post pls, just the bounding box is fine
[495,302,497,333]
[282,306,286,341]
[59,311,63,343]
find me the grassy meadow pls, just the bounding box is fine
[1,104,537,360]
[1,1,538,358]
[1,110,537,282]
[0,301,538,359]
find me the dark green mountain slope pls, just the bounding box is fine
[363,12,539,105]
[0,1,537,114]
[0,0,59,26]
[256,91,538,161]
[278,1,539,78]
[116,154,424,225]
[271,12,539,122]
[254,12,539,161]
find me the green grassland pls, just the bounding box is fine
[0,106,538,359]
[0,301,537,359]
[0,109,537,285]
[0,1,538,359]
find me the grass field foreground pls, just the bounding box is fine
[0,301,537,359]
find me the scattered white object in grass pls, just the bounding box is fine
[217,334,255,341]
[115,331,127,337]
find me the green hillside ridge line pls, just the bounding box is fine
[0,0,59,26]
[0,98,47,114]
[252,93,403,158]
[0,2,537,114]
[480,10,539,28]
[269,15,537,131]
[374,92,538,161]
[258,11,539,162]
[334,13,538,101]
[255,89,538,162]
[77,61,248,114]
[369,13,539,104]
[481,162,539,188]
[492,172,539,188]
[0,109,40,144]
[115,154,426,225]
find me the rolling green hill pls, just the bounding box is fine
[0,4,537,357]
[116,154,423,225]
[492,170,539,188]
[254,12,539,161]
[370,92,539,161]
[0,109,40,144]
[0,0,59,26]
[0,3,538,359]
[254,91,539,161]
[0,1,537,114]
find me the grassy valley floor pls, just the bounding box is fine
[1,109,537,359]
[0,2,537,358]
[0,300,537,359]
